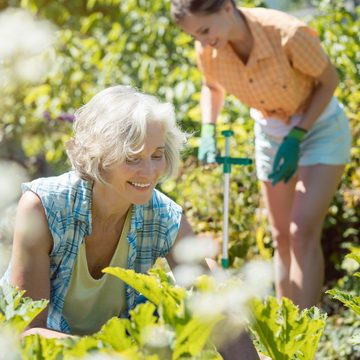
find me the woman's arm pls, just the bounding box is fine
[200,81,226,125]
[10,191,72,339]
[195,40,226,125]
[198,81,226,163]
[298,60,339,130]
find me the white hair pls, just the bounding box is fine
[66,85,187,184]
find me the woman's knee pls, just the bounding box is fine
[289,217,322,253]
[271,228,290,253]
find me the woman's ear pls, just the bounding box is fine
[223,0,235,14]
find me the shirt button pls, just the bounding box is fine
[249,78,253,83]
[260,100,265,104]
[283,85,287,89]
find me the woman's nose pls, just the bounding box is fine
[138,159,154,176]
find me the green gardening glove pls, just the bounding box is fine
[269,126,307,185]
[198,123,217,163]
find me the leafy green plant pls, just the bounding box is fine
[0,284,47,332]
[325,247,360,353]
[309,0,360,284]
[250,296,327,360]
[326,248,360,315]
[0,266,343,359]
[104,267,223,360]
[16,268,225,359]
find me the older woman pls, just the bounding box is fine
[2,85,260,359]
[1,85,192,337]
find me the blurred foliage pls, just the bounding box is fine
[1,0,201,175]
[327,248,360,316]
[318,247,360,358]
[308,0,360,285]
[316,308,360,360]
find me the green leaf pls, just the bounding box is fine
[0,284,48,332]
[103,267,166,306]
[94,317,135,352]
[346,252,360,266]
[326,289,360,316]
[103,267,185,309]
[128,302,158,345]
[22,335,62,360]
[62,336,101,357]
[250,296,326,360]
[173,316,222,360]
[298,307,329,360]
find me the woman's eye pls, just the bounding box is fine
[152,153,164,160]
[201,28,209,35]
[126,157,141,164]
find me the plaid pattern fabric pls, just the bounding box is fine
[196,7,329,123]
[2,171,182,332]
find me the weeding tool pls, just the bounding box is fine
[216,130,252,269]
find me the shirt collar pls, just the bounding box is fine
[131,204,144,232]
[239,8,274,65]
[206,8,275,67]
[74,176,93,235]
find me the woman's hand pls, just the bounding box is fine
[198,123,217,163]
[22,327,77,339]
[269,126,307,185]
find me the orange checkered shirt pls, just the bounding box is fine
[196,7,329,123]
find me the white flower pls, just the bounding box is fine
[187,260,273,325]
[142,325,175,348]
[0,161,28,210]
[240,260,274,298]
[172,264,204,287]
[0,8,55,84]
[0,8,55,59]
[172,235,218,264]
[0,327,21,360]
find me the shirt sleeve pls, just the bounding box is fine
[284,26,329,78]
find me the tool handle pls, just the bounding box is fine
[216,156,253,165]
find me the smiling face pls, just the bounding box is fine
[178,3,234,49]
[102,121,167,206]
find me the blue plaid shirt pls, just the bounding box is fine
[2,171,182,332]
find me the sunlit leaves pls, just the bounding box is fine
[250,296,327,360]
[327,289,360,316]
[327,248,360,316]
[0,284,47,333]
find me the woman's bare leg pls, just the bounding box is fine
[289,164,344,308]
[261,176,297,299]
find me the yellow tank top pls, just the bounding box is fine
[62,208,131,335]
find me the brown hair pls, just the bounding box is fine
[170,0,236,22]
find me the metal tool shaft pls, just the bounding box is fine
[216,130,252,269]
